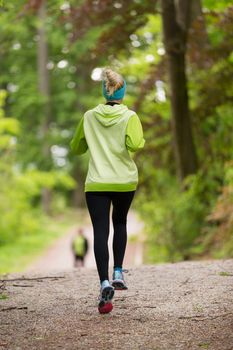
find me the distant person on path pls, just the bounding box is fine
[70,68,145,314]
[72,228,88,267]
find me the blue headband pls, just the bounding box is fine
[102,79,126,100]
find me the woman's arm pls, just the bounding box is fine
[69,116,88,155]
[125,114,145,152]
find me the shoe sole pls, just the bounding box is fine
[98,286,115,313]
[98,302,113,314]
[111,280,128,290]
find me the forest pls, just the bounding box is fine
[0,0,232,273]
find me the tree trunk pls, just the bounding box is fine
[161,0,198,182]
[71,66,91,208]
[37,0,52,214]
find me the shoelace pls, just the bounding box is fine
[122,269,129,273]
[114,268,129,274]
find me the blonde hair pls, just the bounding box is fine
[102,68,124,96]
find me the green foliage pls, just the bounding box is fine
[0,208,86,274]
[135,3,233,262]
[197,161,233,259]
[17,169,76,195]
[136,168,220,262]
[0,90,76,247]
[0,90,20,149]
[203,0,232,11]
[0,90,40,245]
[218,271,232,276]
[0,294,9,300]
[0,0,232,267]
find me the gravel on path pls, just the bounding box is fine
[0,259,232,350]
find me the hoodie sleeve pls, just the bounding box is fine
[69,116,88,155]
[125,114,145,152]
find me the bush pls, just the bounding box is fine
[136,167,222,262]
[198,161,233,258]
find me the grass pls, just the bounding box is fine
[0,294,9,300]
[218,271,232,276]
[0,207,88,276]
[193,304,204,313]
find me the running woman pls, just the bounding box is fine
[70,68,145,314]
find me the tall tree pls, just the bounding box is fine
[37,0,52,213]
[161,0,200,182]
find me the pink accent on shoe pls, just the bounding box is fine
[98,302,113,314]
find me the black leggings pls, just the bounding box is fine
[85,191,136,283]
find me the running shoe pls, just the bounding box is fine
[98,280,115,314]
[111,268,129,290]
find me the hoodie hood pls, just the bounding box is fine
[92,104,129,127]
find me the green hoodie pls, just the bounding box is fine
[70,103,145,192]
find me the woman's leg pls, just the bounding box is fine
[111,191,136,269]
[85,192,111,283]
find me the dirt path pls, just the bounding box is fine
[1,259,232,350]
[26,209,145,273]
